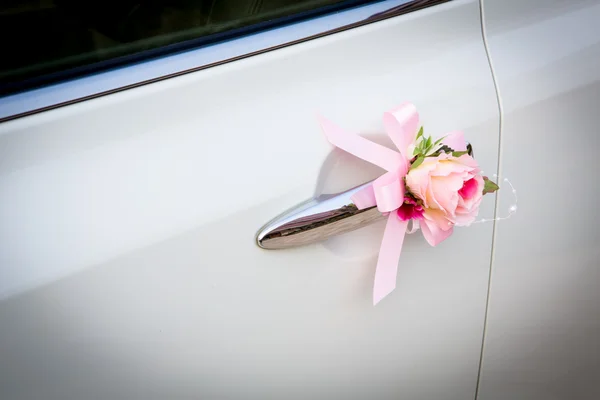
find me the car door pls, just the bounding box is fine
[477,0,600,399]
[0,1,500,399]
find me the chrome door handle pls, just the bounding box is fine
[256,182,383,249]
[256,143,474,250]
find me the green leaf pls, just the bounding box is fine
[452,151,469,157]
[432,135,447,148]
[413,128,425,155]
[410,156,425,169]
[425,136,432,149]
[483,177,500,194]
[414,141,423,155]
[416,126,424,140]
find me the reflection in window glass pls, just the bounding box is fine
[1,0,371,94]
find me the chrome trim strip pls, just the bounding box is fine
[0,0,449,122]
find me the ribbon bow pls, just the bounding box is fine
[319,102,468,305]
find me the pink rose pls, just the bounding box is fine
[405,153,484,243]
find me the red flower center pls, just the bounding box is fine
[459,177,478,200]
[397,197,424,221]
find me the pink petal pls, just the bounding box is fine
[397,203,414,221]
[430,160,473,177]
[430,173,464,215]
[397,200,425,221]
[421,218,454,246]
[459,177,479,200]
[423,208,453,232]
[425,176,439,209]
[442,131,467,151]
[458,175,484,209]
[456,154,480,169]
[406,161,438,204]
[454,206,480,226]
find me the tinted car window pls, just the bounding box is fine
[1,0,373,94]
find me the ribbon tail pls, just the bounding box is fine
[373,214,409,305]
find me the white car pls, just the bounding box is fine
[1,0,599,399]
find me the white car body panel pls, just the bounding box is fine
[0,1,499,399]
[478,0,600,399]
[2,0,599,398]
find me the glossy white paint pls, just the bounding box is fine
[0,1,500,399]
[478,0,600,399]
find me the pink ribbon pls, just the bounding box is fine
[319,103,466,305]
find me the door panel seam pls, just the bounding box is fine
[474,0,504,399]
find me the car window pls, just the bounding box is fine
[1,0,374,94]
